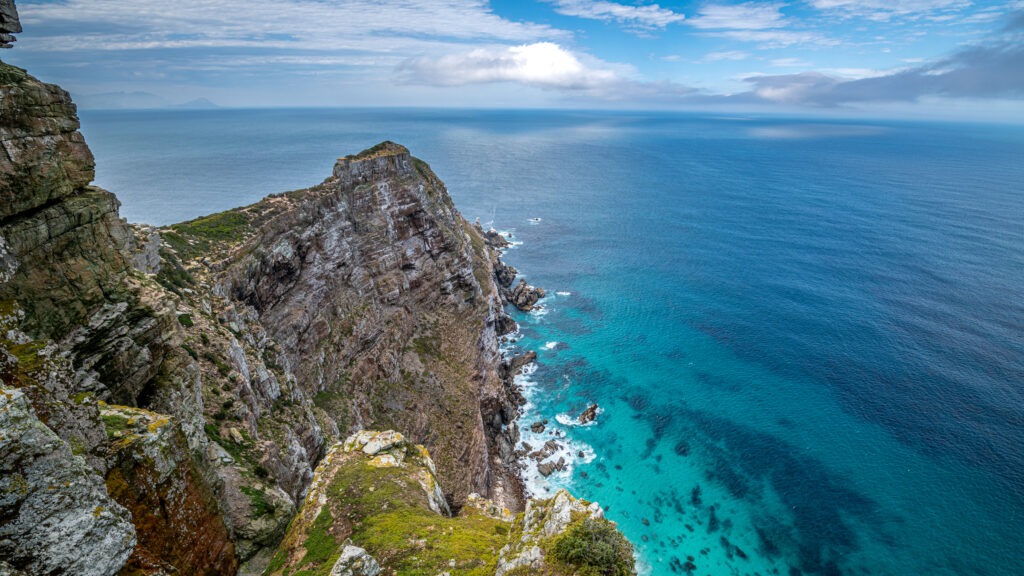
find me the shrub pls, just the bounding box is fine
[550,518,635,576]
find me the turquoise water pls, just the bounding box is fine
[80,109,1024,576]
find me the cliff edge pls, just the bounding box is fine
[0,17,633,573]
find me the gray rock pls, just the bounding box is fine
[0,0,20,48]
[508,278,545,311]
[0,387,135,576]
[330,543,381,576]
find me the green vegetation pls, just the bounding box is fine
[240,486,277,518]
[549,517,635,576]
[0,61,29,84]
[331,454,505,576]
[100,412,133,437]
[177,313,194,327]
[172,210,249,242]
[181,343,198,360]
[412,336,440,358]
[202,350,231,377]
[155,247,195,295]
[354,141,403,160]
[300,508,338,567]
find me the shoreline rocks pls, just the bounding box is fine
[578,403,600,424]
[508,279,546,311]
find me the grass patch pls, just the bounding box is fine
[240,486,277,518]
[100,412,133,437]
[300,507,339,568]
[0,61,29,84]
[202,350,231,377]
[181,343,198,360]
[177,313,194,327]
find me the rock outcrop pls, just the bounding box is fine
[496,490,634,576]
[0,18,634,572]
[0,387,135,575]
[0,0,19,48]
[268,431,633,576]
[508,279,546,312]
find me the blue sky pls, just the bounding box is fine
[5,0,1024,118]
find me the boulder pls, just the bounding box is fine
[508,279,545,311]
[578,403,600,424]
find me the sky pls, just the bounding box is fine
[4,0,1024,119]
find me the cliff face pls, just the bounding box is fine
[214,142,518,508]
[0,48,628,575]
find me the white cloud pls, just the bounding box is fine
[808,0,972,21]
[687,2,787,30]
[399,41,701,102]
[705,50,751,61]
[19,0,564,51]
[716,29,837,48]
[400,42,624,90]
[771,57,811,67]
[545,0,685,29]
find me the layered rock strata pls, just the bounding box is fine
[0,29,632,573]
[0,0,18,48]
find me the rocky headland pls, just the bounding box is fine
[0,9,634,573]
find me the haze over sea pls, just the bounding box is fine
[81,109,1024,576]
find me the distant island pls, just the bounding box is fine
[72,91,220,110]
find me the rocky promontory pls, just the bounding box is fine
[0,31,634,574]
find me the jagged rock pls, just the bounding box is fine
[214,141,516,509]
[461,492,514,522]
[0,0,20,48]
[266,432,455,575]
[530,421,546,433]
[329,543,380,576]
[494,312,517,336]
[496,489,633,576]
[493,259,517,288]
[0,386,135,576]
[483,228,510,249]
[129,224,163,274]
[500,350,536,381]
[101,404,238,574]
[529,439,561,462]
[508,278,546,311]
[578,403,600,424]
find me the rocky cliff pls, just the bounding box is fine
[0,34,631,575]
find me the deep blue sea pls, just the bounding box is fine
[80,109,1024,576]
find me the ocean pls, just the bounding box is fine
[80,108,1024,576]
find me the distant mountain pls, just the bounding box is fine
[172,97,219,109]
[73,91,219,110]
[73,91,168,110]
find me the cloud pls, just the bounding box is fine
[545,0,685,29]
[808,0,972,21]
[704,50,751,62]
[399,42,623,90]
[399,41,699,102]
[739,24,1024,105]
[684,2,836,47]
[715,29,837,48]
[19,0,563,52]
[687,2,786,30]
